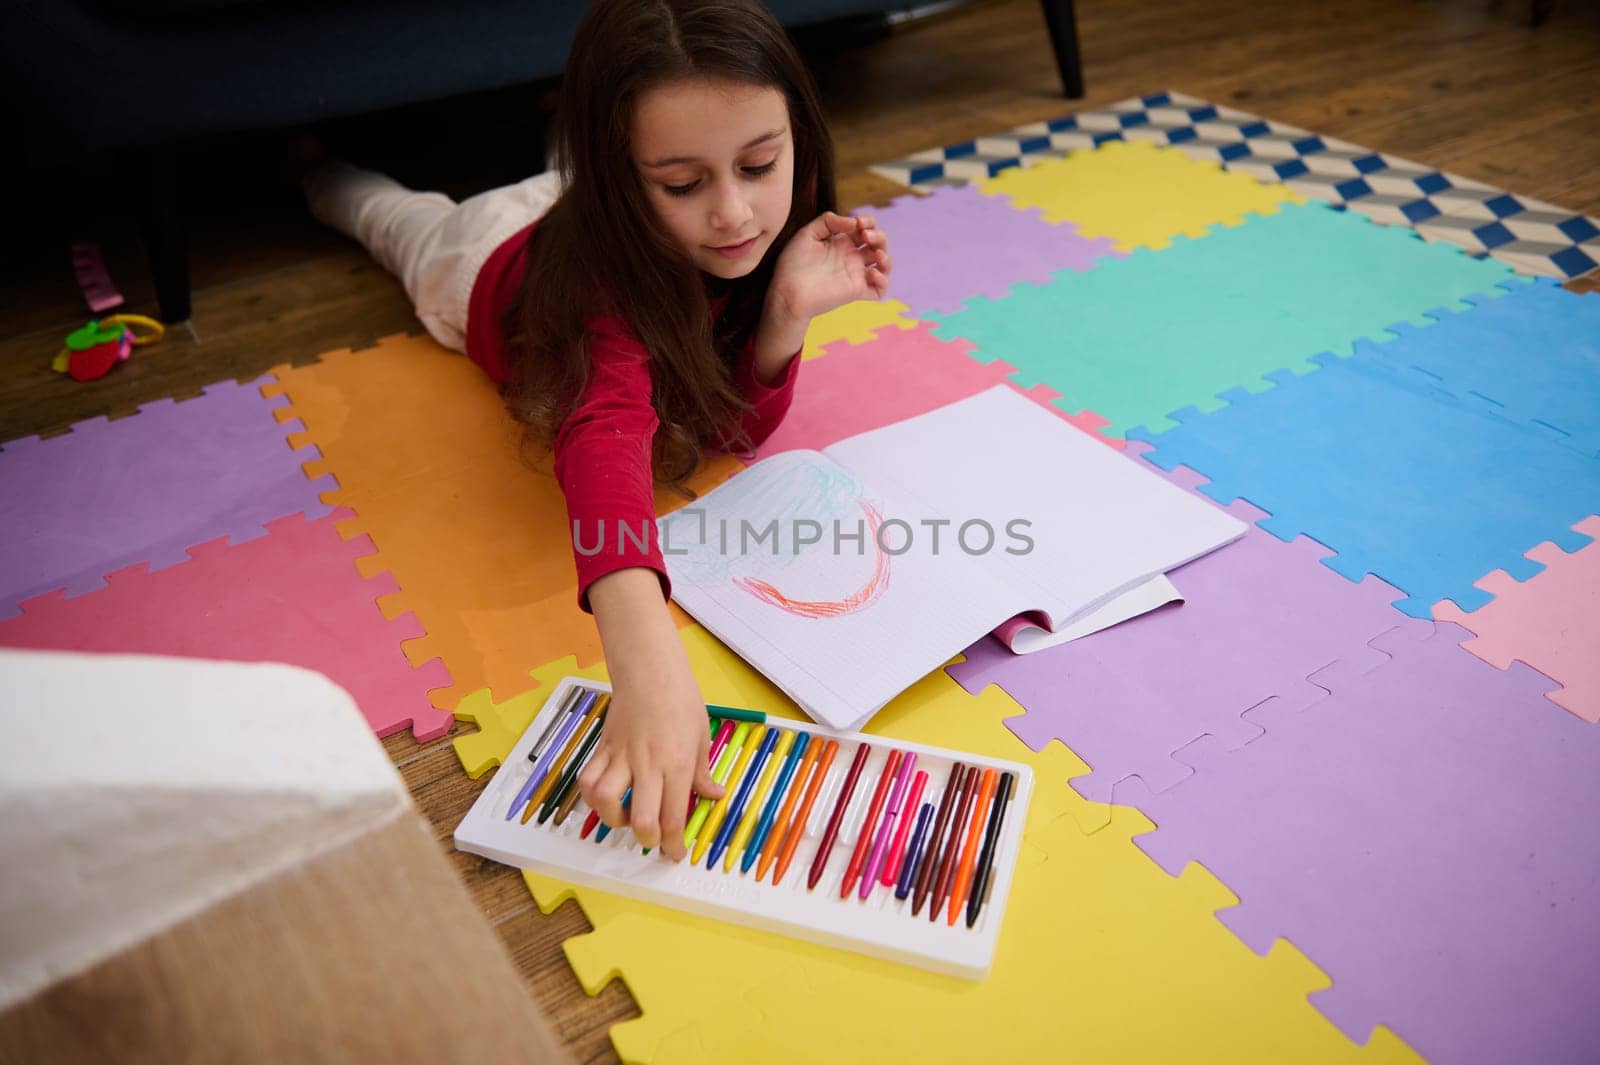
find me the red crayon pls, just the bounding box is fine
[840,748,902,899]
[580,809,600,840]
[929,765,979,922]
[807,742,872,891]
[687,719,738,819]
[881,769,927,886]
[707,718,735,765]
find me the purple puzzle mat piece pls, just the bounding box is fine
[857,184,1120,316]
[1126,622,1600,1065]
[0,377,336,618]
[946,442,1421,802]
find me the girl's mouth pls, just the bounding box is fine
[710,235,759,259]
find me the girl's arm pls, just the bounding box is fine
[750,298,809,386]
[579,567,725,859]
[558,323,723,857]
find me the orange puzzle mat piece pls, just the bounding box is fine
[265,333,740,714]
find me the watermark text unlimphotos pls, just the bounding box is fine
[572,511,1036,558]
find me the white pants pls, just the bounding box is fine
[302,161,564,353]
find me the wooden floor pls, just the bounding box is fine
[5,0,1599,1059]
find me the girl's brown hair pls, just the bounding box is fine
[502,0,836,486]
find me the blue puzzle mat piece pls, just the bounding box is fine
[1132,350,1600,616]
[926,201,1523,438]
[1359,279,1600,458]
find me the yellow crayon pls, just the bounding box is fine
[691,724,766,865]
[725,729,794,872]
[683,722,751,848]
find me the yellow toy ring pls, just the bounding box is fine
[102,314,165,346]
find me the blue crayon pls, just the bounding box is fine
[741,732,810,874]
[706,726,779,870]
[595,786,631,844]
[895,802,936,901]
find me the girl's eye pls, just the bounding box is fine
[661,160,775,197]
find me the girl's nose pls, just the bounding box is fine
[709,180,754,232]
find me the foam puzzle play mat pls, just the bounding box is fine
[2,90,1596,1064]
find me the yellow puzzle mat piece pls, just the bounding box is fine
[452,654,611,777]
[506,627,1420,1065]
[802,297,922,357]
[979,139,1302,252]
[265,333,739,713]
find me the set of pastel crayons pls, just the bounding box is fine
[455,677,1033,979]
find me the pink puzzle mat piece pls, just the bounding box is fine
[946,442,1420,803]
[1435,515,1600,723]
[758,321,1120,458]
[0,509,453,741]
[857,184,1121,316]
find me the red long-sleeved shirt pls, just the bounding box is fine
[466,223,801,611]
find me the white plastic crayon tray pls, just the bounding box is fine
[454,676,1033,980]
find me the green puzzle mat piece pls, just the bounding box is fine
[927,201,1527,438]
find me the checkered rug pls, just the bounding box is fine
[870,90,1600,280]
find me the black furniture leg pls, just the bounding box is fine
[135,151,191,323]
[1039,0,1085,99]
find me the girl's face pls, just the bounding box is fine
[632,78,795,281]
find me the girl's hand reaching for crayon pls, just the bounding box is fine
[769,211,892,323]
[577,594,725,860]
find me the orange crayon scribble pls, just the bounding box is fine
[732,501,892,619]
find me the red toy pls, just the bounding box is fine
[52,314,163,382]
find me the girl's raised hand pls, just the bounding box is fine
[770,211,893,323]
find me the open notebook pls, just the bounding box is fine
[660,387,1246,730]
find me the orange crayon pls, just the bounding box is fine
[773,739,838,886]
[757,733,823,881]
[947,767,998,926]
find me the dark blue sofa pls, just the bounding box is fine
[5,0,1082,321]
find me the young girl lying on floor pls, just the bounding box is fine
[302,0,892,859]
